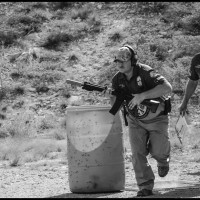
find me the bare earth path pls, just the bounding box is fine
[1,146,200,198]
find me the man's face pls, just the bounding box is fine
[114,46,132,74]
[114,59,132,74]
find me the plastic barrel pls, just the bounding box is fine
[66,105,125,193]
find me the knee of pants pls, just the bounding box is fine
[149,140,171,157]
[151,152,170,164]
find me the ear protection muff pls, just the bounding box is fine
[123,44,138,65]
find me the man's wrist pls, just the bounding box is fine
[140,92,146,101]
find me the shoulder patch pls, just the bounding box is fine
[137,76,142,86]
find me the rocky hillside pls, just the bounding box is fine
[0,2,200,138]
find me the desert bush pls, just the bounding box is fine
[0,30,19,46]
[68,52,79,64]
[6,13,42,36]
[179,13,200,36]
[0,89,6,101]
[135,2,169,15]
[60,87,71,98]
[109,31,123,42]
[27,70,61,91]
[60,103,67,110]
[0,137,67,165]
[12,100,24,109]
[35,84,49,94]
[0,113,6,120]
[37,19,90,50]
[29,9,51,24]
[41,72,63,84]
[0,84,25,99]
[87,14,102,33]
[71,4,93,20]
[52,10,66,20]
[88,14,101,27]
[171,36,200,60]
[13,2,48,13]
[161,2,192,25]
[38,31,73,50]
[48,2,74,11]
[10,71,23,80]
[149,43,157,52]
[12,85,25,96]
[0,129,9,138]
[28,2,48,10]
[39,118,54,130]
[4,110,37,138]
[50,128,66,140]
[154,45,169,61]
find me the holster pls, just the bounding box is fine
[164,97,171,115]
[122,104,128,126]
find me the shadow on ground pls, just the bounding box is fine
[49,191,124,198]
[152,185,200,198]
[49,183,200,198]
[133,182,200,198]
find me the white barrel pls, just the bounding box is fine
[66,105,125,193]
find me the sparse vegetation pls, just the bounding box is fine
[71,4,93,20]
[0,1,199,170]
[180,13,200,35]
[109,31,123,42]
[1,3,200,197]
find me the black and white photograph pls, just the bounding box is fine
[0,2,200,198]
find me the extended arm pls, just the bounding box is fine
[179,79,198,115]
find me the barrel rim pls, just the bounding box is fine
[66,104,112,112]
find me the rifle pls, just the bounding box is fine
[66,79,160,116]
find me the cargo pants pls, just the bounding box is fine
[127,114,171,191]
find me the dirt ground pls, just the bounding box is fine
[1,2,200,198]
[1,138,200,198]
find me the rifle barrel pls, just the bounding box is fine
[66,79,83,87]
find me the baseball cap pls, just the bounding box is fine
[114,46,132,62]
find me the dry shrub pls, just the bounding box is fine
[7,13,42,35]
[87,14,102,33]
[38,118,54,130]
[48,2,74,11]
[10,71,23,80]
[14,2,48,13]
[135,2,168,15]
[0,137,28,166]
[0,84,25,100]
[31,72,63,93]
[4,110,38,138]
[36,18,90,51]
[0,30,19,46]
[0,89,6,102]
[0,137,67,165]
[49,128,66,140]
[109,30,124,43]
[38,31,73,50]
[161,2,192,25]
[68,52,79,64]
[71,4,93,20]
[52,10,66,20]
[179,13,200,36]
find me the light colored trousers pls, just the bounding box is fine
[127,114,171,191]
